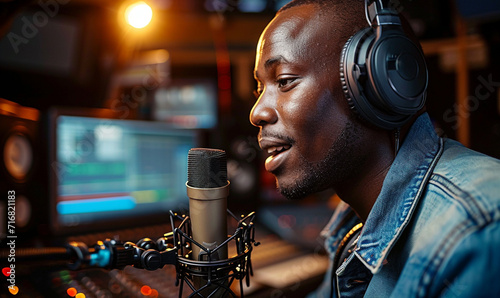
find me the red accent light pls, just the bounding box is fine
[66,287,77,297]
[140,285,152,296]
[150,289,159,298]
[2,267,11,276]
[218,74,231,90]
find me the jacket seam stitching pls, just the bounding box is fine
[416,220,484,297]
[369,138,445,273]
[428,174,489,224]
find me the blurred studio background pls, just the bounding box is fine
[1,0,500,297]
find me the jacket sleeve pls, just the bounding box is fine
[429,220,500,297]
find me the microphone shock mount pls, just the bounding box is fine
[62,210,258,298]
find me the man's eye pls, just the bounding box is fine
[277,78,297,89]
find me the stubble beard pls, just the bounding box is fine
[277,120,363,200]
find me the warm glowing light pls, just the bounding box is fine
[125,1,153,29]
[75,293,86,298]
[140,285,152,296]
[8,286,19,295]
[150,289,159,298]
[66,288,77,297]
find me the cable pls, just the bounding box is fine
[0,247,69,261]
[395,128,401,155]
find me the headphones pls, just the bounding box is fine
[340,0,428,130]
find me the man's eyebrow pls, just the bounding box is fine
[254,55,288,80]
[264,56,287,70]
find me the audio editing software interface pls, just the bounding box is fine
[53,115,195,232]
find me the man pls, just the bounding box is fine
[250,0,500,297]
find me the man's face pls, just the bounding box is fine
[250,5,364,199]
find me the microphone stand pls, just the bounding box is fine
[1,210,258,298]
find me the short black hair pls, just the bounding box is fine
[279,0,364,14]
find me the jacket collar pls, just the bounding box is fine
[353,113,443,274]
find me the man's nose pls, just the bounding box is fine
[249,90,278,127]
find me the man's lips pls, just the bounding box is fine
[259,138,292,155]
[266,144,291,156]
[259,137,292,172]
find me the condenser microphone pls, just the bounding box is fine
[186,148,229,262]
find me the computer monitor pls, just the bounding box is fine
[47,107,199,235]
[153,78,217,129]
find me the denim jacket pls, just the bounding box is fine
[311,113,500,297]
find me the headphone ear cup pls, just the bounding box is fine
[367,32,428,115]
[340,28,382,124]
[340,26,427,130]
[340,35,358,113]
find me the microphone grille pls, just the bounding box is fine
[187,148,228,188]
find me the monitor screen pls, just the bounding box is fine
[0,12,80,76]
[48,108,198,235]
[153,79,217,129]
